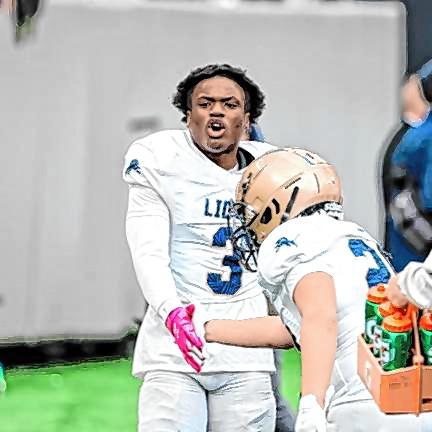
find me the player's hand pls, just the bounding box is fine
[386,275,409,308]
[295,395,327,432]
[166,304,205,373]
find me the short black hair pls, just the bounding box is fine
[172,64,266,123]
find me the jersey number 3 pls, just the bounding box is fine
[207,227,242,295]
[348,239,391,287]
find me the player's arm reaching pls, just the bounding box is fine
[124,149,204,372]
[293,271,337,432]
[204,270,336,432]
[204,315,294,348]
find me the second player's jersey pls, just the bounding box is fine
[257,214,394,402]
[124,129,275,374]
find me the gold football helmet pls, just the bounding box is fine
[228,148,343,271]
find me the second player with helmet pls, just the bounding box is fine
[202,147,426,431]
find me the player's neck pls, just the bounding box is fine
[206,151,238,171]
[193,141,239,170]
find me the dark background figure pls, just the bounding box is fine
[401,0,432,73]
[249,123,265,142]
[9,0,42,42]
[355,0,432,73]
[382,65,432,271]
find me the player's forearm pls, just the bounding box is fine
[127,233,182,322]
[126,186,182,322]
[205,316,294,348]
[132,254,183,321]
[300,313,337,407]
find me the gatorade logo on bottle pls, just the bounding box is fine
[380,312,413,371]
[419,312,432,365]
[365,284,387,346]
[373,301,405,357]
[380,340,392,365]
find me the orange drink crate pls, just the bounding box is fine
[357,306,432,415]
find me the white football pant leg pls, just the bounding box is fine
[206,372,276,432]
[138,370,207,432]
[327,400,421,431]
[420,411,432,431]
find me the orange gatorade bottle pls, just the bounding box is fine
[373,301,405,356]
[380,312,413,371]
[419,312,432,365]
[365,284,387,345]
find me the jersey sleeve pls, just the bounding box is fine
[123,137,182,323]
[258,228,335,302]
[283,256,335,302]
[123,137,165,197]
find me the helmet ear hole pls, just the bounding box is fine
[260,207,272,224]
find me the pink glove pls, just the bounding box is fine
[166,304,205,373]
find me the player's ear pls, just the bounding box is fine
[186,111,191,127]
[244,112,250,131]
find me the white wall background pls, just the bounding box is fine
[0,0,405,341]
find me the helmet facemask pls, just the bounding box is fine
[227,201,260,272]
[228,183,300,272]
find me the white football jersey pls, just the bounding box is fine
[124,129,275,376]
[257,214,394,402]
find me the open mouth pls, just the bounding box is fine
[207,119,226,138]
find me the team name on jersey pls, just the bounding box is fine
[204,198,232,219]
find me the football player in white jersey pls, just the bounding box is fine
[200,148,423,431]
[123,64,295,432]
[241,122,297,432]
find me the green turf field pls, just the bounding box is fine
[0,350,300,432]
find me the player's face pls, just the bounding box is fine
[187,76,250,155]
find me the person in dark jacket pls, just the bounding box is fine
[382,63,432,271]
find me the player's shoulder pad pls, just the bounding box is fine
[258,215,348,279]
[123,129,183,185]
[257,219,306,288]
[341,219,377,244]
[239,140,276,159]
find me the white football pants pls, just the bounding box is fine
[138,370,276,432]
[327,398,426,431]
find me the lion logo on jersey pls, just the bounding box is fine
[125,159,143,176]
[275,237,297,252]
